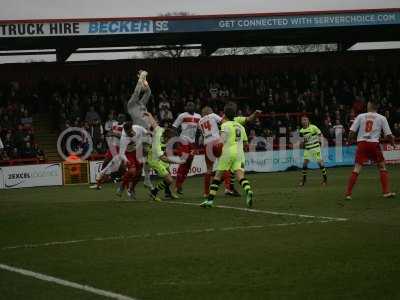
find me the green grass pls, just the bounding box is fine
[1,166,400,300]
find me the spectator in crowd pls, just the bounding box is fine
[81,121,91,154]
[159,106,173,124]
[13,124,25,150]
[333,119,345,139]
[158,95,170,111]
[94,135,108,154]
[85,106,101,123]
[89,119,104,147]
[21,142,36,158]
[209,84,219,99]
[104,113,117,133]
[393,123,400,138]
[2,54,400,161]
[20,110,33,126]
[33,143,45,160]
[0,135,5,160]
[1,115,12,129]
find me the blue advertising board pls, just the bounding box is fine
[245,146,357,172]
[1,10,399,37]
[158,12,400,33]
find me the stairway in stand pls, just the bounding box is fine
[33,114,61,162]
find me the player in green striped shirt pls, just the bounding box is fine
[144,112,181,202]
[222,110,261,196]
[200,103,253,208]
[298,116,327,186]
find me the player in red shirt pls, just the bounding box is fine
[345,101,396,200]
[172,102,201,194]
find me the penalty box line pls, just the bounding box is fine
[166,201,348,222]
[0,263,137,300]
[1,220,335,251]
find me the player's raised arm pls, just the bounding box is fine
[245,110,262,123]
[138,71,151,107]
[127,70,150,108]
[127,73,143,106]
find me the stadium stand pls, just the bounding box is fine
[0,83,45,165]
[0,50,399,162]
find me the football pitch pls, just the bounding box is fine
[1,166,400,300]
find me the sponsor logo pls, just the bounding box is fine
[4,164,60,188]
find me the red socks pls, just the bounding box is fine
[347,170,390,196]
[379,170,390,194]
[176,156,194,189]
[223,171,231,190]
[346,171,359,196]
[204,173,211,196]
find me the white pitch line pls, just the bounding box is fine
[1,220,335,251]
[0,263,137,300]
[167,201,348,222]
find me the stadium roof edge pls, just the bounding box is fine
[0,7,399,24]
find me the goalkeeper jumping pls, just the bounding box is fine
[127,70,153,189]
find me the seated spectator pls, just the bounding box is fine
[23,129,34,143]
[209,84,219,99]
[219,85,230,98]
[159,97,170,111]
[1,115,12,129]
[159,107,173,123]
[21,142,36,159]
[33,143,45,160]
[85,106,101,123]
[81,121,91,154]
[70,98,81,121]
[393,123,400,138]
[0,135,6,160]
[89,119,104,147]
[2,130,15,155]
[393,107,400,124]
[104,113,117,133]
[9,148,19,159]
[13,124,25,149]
[94,135,107,154]
[333,119,345,138]
[248,129,257,143]
[20,110,33,126]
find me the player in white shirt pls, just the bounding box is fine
[172,101,201,194]
[199,107,223,197]
[116,122,150,199]
[345,101,396,199]
[90,114,126,190]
